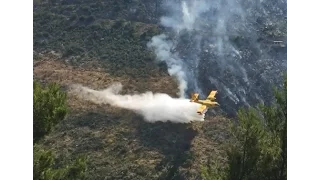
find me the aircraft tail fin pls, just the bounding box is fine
[190,93,199,102]
[207,90,217,101]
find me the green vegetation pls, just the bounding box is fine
[33,81,68,142]
[202,75,287,180]
[33,145,87,180]
[33,81,87,180]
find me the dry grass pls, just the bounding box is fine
[34,58,178,91]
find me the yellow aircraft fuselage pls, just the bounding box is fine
[190,90,219,115]
[192,99,217,107]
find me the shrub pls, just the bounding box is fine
[33,81,87,179]
[202,74,287,180]
[33,145,88,180]
[33,81,68,142]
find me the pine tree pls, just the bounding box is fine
[33,81,87,180]
[202,74,287,180]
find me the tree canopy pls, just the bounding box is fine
[202,75,287,180]
[33,81,87,180]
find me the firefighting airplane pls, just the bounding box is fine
[190,90,219,115]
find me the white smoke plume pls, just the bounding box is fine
[147,34,187,98]
[70,83,205,123]
[160,0,210,32]
[147,1,209,98]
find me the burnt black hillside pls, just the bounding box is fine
[34,0,287,116]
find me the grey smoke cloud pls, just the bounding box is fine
[148,0,287,115]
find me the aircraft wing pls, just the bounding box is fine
[206,90,217,100]
[197,105,207,115]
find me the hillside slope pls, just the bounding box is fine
[33,0,287,117]
[33,58,230,179]
[33,0,165,77]
[33,1,241,179]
